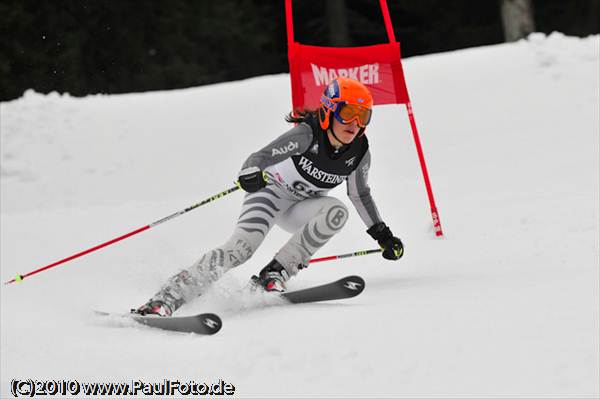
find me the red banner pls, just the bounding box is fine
[288,42,410,111]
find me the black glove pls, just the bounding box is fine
[367,222,404,260]
[237,166,268,193]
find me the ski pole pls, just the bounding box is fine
[5,185,240,285]
[309,248,382,264]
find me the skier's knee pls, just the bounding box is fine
[323,199,349,232]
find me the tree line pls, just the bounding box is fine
[0,0,598,101]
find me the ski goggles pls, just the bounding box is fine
[333,103,372,128]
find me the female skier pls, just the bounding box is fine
[135,77,404,316]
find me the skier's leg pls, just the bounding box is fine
[141,186,293,314]
[148,229,261,313]
[257,196,349,286]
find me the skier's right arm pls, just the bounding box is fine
[237,123,313,192]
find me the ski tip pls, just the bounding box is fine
[199,313,222,335]
[340,275,365,296]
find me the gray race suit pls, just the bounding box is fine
[149,114,384,312]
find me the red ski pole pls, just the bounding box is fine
[309,248,382,264]
[5,186,240,285]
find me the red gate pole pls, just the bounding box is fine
[379,0,444,237]
[406,102,444,236]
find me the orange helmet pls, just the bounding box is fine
[318,77,373,130]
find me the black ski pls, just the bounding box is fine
[95,311,222,335]
[281,275,365,304]
[95,275,363,334]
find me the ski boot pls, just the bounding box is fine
[131,299,173,317]
[251,259,289,292]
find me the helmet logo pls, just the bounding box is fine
[328,82,336,97]
[357,98,365,104]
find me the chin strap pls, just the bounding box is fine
[328,128,347,148]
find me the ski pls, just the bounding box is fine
[95,275,362,334]
[281,275,365,304]
[95,311,222,335]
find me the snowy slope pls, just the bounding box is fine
[1,32,598,398]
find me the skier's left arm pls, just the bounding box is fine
[346,150,404,260]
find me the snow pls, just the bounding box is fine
[1,32,599,397]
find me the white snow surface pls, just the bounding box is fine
[1,33,599,398]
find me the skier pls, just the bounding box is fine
[134,77,404,316]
